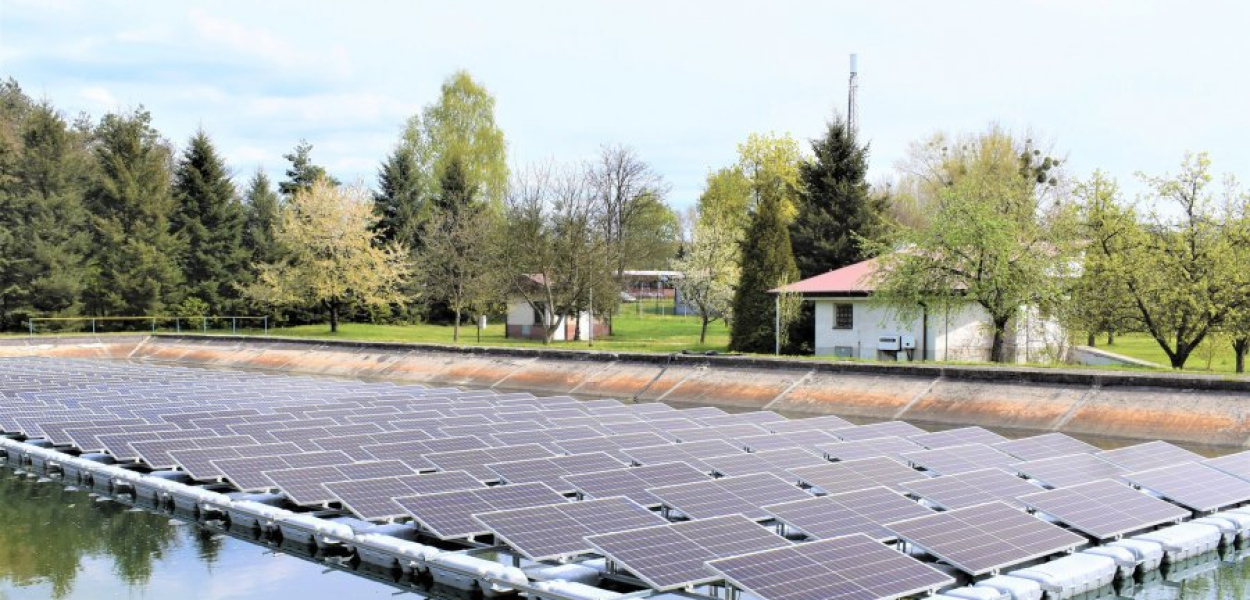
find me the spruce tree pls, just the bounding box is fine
[373,143,425,248]
[243,170,281,265]
[279,139,336,198]
[171,130,248,314]
[785,117,887,352]
[729,188,800,353]
[83,107,183,317]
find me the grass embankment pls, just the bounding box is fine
[1089,333,1244,375]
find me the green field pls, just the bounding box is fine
[1092,332,1245,374]
[249,304,731,355]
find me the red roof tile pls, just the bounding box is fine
[771,258,879,295]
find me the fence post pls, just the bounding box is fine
[263,316,269,335]
[91,319,96,334]
[28,320,33,337]
[151,317,156,333]
[232,317,237,334]
[203,317,207,332]
[176,317,180,333]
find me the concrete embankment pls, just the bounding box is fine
[1,334,1246,448]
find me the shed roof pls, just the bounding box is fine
[770,258,879,295]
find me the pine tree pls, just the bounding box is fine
[785,117,887,352]
[243,170,281,265]
[279,140,336,198]
[729,189,800,353]
[373,143,425,247]
[171,130,248,314]
[791,118,885,278]
[83,107,183,317]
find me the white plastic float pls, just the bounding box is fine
[1008,553,1117,599]
[1133,523,1222,561]
[974,575,1044,600]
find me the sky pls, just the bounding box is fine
[3,0,1248,209]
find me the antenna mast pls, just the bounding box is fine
[848,53,859,135]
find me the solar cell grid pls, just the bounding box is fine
[698,411,786,428]
[764,414,855,434]
[553,433,671,460]
[648,472,812,520]
[764,486,934,541]
[1019,479,1190,539]
[425,444,555,481]
[486,452,625,492]
[885,501,1087,576]
[622,439,743,470]
[901,443,1017,475]
[563,461,709,506]
[734,430,839,453]
[1205,450,1250,482]
[324,476,422,520]
[993,432,1100,461]
[815,436,924,462]
[899,468,1044,510]
[833,420,927,441]
[789,456,927,494]
[908,426,1008,449]
[707,534,954,600]
[1098,441,1205,472]
[1011,453,1128,489]
[396,483,566,539]
[472,496,664,560]
[586,514,793,591]
[170,442,302,479]
[1123,462,1250,512]
[671,424,770,443]
[702,449,828,478]
[131,434,258,468]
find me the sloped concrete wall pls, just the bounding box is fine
[1,334,1246,448]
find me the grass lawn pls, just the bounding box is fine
[243,302,731,355]
[1094,332,1245,374]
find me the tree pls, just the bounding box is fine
[786,117,888,353]
[170,130,248,314]
[673,215,739,344]
[373,143,424,248]
[1085,154,1250,369]
[242,170,281,266]
[415,157,498,342]
[1066,172,1139,347]
[279,139,336,198]
[400,70,508,213]
[83,107,184,317]
[737,132,803,219]
[729,183,800,354]
[870,128,1076,363]
[590,145,674,281]
[498,163,613,344]
[245,179,410,333]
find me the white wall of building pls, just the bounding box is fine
[811,298,1066,364]
[507,298,602,341]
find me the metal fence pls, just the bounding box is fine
[24,316,270,336]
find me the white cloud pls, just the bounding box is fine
[79,86,118,109]
[244,93,417,124]
[187,8,351,78]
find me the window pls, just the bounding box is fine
[834,304,854,330]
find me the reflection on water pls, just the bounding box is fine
[0,464,1244,600]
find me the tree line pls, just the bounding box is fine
[2,72,1246,371]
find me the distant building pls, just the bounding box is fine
[504,275,608,341]
[619,270,695,316]
[771,258,1067,363]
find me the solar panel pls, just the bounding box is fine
[707,534,954,600]
[816,436,924,462]
[396,482,565,539]
[671,424,770,442]
[908,426,1008,449]
[789,457,927,494]
[169,442,302,480]
[563,462,709,506]
[486,452,625,492]
[553,433,672,460]
[586,514,793,591]
[672,406,729,420]
[425,444,555,481]
[648,472,812,520]
[833,420,927,441]
[702,449,828,478]
[1097,441,1205,472]
[698,411,787,428]
[263,460,413,505]
[131,435,258,468]
[993,432,1100,461]
[764,486,934,541]
[622,439,743,471]
[1011,453,1128,489]
[490,426,604,450]
[901,443,1017,475]
[325,475,434,520]
[734,430,839,453]
[885,502,1086,576]
[473,496,665,560]
[763,414,855,434]
[1205,450,1250,482]
[397,470,484,495]
[1018,479,1190,540]
[1123,462,1250,512]
[899,468,1044,510]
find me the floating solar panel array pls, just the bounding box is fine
[2,356,1245,600]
